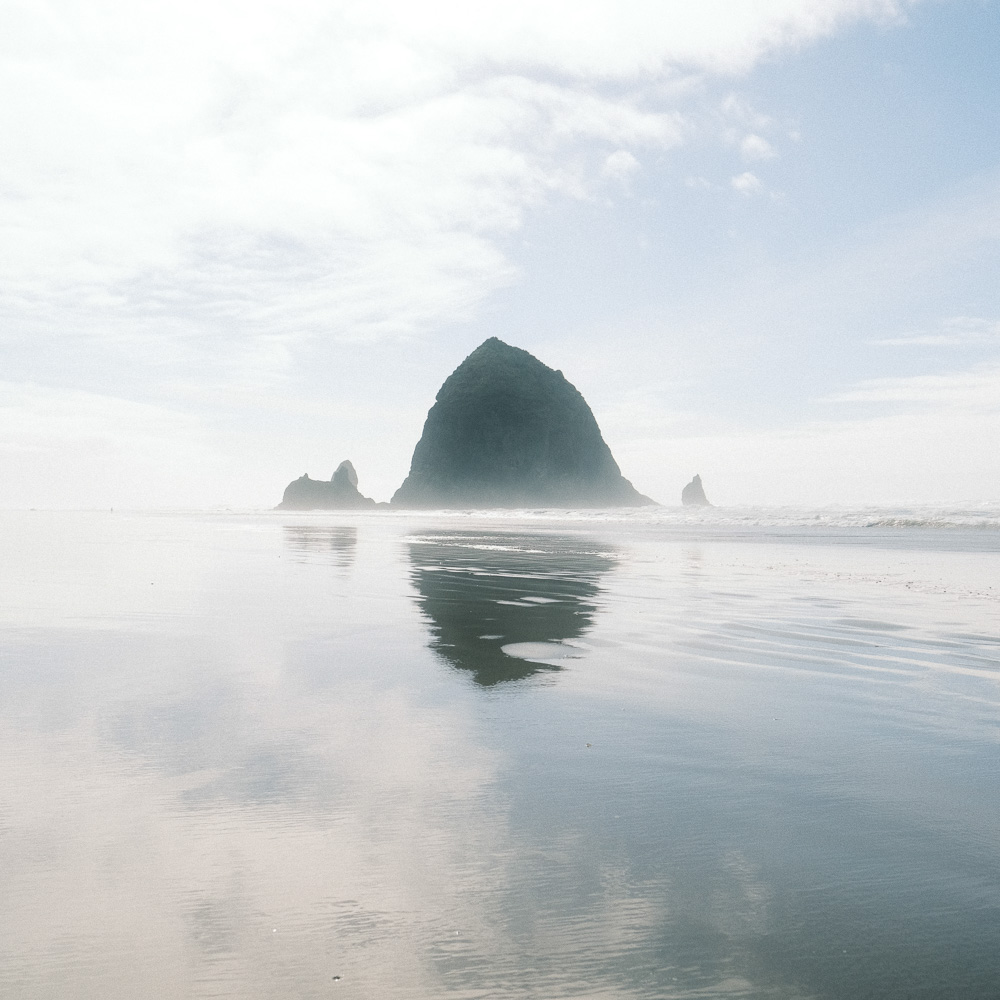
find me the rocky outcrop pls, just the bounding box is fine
[681,474,711,506]
[391,338,655,508]
[276,460,377,510]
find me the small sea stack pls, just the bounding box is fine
[681,474,711,506]
[391,338,655,508]
[276,460,377,510]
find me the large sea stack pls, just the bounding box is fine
[277,460,377,510]
[391,338,654,508]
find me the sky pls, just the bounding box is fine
[2,0,999,508]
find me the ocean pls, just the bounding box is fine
[1,506,998,999]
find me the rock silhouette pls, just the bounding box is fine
[392,338,654,508]
[277,460,377,510]
[409,530,617,685]
[681,474,711,506]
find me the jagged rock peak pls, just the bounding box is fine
[681,474,711,506]
[276,459,376,510]
[332,460,359,488]
[391,338,654,508]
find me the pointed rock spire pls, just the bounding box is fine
[681,474,711,506]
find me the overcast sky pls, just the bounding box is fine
[2,0,999,507]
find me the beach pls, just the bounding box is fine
[1,507,998,999]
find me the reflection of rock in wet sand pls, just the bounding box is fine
[283,526,357,567]
[409,531,616,685]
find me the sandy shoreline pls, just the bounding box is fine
[1,509,998,999]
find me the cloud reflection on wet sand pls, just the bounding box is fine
[0,512,998,999]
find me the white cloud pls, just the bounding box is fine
[719,92,776,131]
[0,0,928,506]
[825,362,1000,409]
[345,0,914,76]
[0,35,684,369]
[0,0,918,356]
[602,149,641,181]
[872,316,1000,347]
[740,133,778,161]
[874,336,970,346]
[731,170,763,194]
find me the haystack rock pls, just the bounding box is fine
[277,460,377,510]
[681,474,711,506]
[391,338,655,508]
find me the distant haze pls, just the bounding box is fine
[2,1,999,507]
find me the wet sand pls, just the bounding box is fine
[1,509,998,999]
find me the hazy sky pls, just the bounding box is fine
[3,0,999,507]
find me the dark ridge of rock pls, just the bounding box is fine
[681,474,711,506]
[391,338,655,508]
[276,460,377,510]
